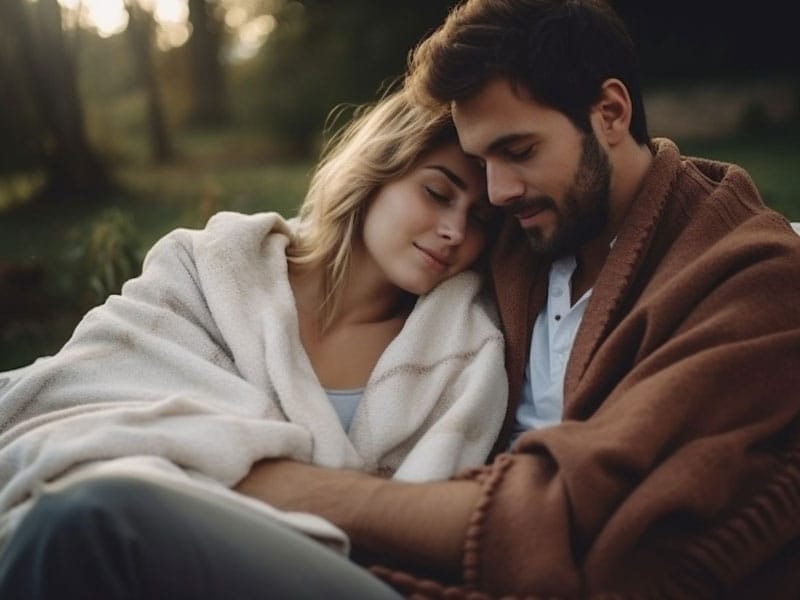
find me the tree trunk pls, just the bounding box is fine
[1,0,111,199]
[186,0,229,127]
[0,24,45,175]
[125,1,175,163]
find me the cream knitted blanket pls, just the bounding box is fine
[0,211,507,552]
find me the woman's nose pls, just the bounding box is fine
[438,210,467,245]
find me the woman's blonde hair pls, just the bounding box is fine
[287,87,459,331]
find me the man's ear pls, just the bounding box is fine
[592,78,632,146]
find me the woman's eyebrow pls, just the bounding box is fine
[423,165,467,190]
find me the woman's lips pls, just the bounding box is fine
[414,244,450,271]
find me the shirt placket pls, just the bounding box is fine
[548,257,576,382]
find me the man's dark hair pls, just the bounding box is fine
[406,0,650,144]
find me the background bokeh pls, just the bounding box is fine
[1,0,798,369]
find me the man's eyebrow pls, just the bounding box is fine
[424,165,467,190]
[486,133,533,155]
[459,133,533,163]
[462,131,536,163]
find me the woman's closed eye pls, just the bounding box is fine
[425,186,451,204]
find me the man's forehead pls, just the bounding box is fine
[453,77,532,108]
[452,81,569,153]
[452,96,535,153]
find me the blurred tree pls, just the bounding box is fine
[124,0,175,163]
[240,0,454,154]
[237,0,796,155]
[187,0,230,126]
[612,0,797,84]
[0,0,111,200]
[0,20,45,177]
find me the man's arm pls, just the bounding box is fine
[235,459,481,571]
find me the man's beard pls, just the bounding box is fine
[511,132,611,258]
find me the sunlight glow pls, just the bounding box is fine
[91,0,129,37]
[57,0,188,46]
[235,14,276,60]
[151,0,189,25]
[53,0,276,61]
[53,0,277,57]
[225,6,249,29]
[156,23,191,51]
[58,0,128,38]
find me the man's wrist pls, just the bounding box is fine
[348,477,481,570]
[235,459,481,571]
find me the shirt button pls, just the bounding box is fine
[554,314,561,321]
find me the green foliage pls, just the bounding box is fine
[0,172,46,211]
[0,123,312,370]
[62,208,145,310]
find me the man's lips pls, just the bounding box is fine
[414,243,451,271]
[511,199,553,227]
[515,205,547,221]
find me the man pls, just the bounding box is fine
[3,1,798,598]
[237,0,800,597]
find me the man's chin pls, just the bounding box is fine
[525,226,590,260]
[532,207,611,258]
[524,228,564,258]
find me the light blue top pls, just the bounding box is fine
[324,388,364,432]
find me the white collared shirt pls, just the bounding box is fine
[510,255,592,443]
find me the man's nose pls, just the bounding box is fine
[486,162,524,206]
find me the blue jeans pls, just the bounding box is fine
[0,476,402,599]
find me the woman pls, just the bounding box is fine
[0,90,506,598]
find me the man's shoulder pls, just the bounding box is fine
[660,149,798,247]
[677,155,762,213]
[639,139,770,240]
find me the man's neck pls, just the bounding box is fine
[572,235,612,304]
[571,141,654,303]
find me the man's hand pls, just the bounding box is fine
[235,459,481,570]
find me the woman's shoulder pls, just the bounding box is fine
[413,270,501,330]
[201,211,294,239]
[142,211,296,272]
[422,270,486,306]
[164,211,295,249]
